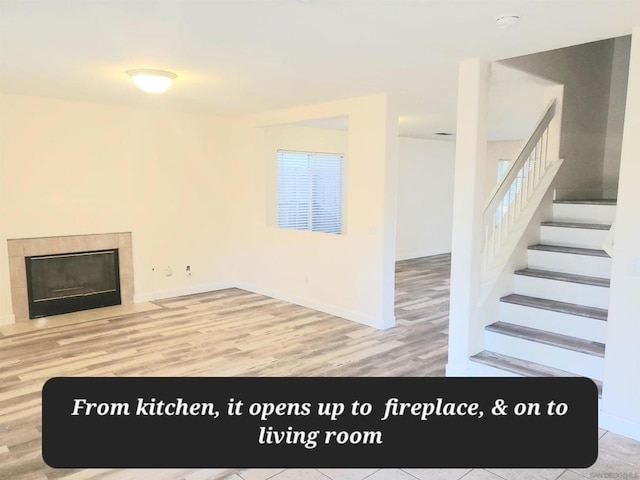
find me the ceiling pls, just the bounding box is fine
[1,0,639,140]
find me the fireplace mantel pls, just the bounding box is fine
[7,233,133,322]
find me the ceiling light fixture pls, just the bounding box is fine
[126,69,177,94]
[496,14,520,29]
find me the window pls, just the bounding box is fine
[497,159,510,181]
[495,158,527,225]
[277,150,343,234]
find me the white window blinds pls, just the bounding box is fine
[277,150,343,234]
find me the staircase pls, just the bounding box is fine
[469,199,616,395]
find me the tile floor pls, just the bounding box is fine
[228,430,640,480]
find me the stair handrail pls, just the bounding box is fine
[479,92,563,304]
[483,98,557,226]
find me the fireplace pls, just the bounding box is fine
[25,249,122,319]
[7,233,134,322]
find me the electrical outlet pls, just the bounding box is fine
[186,265,192,277]
[164,266,173,277]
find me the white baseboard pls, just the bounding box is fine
[133,292,155,303]
[134,282,234,303]
[600,411,640,441]
[0,313,16,325]
[235,281,396,330]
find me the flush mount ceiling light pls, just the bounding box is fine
[126,69,177,94]
[496,14,520,29]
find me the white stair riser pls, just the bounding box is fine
[527,250,612,279]
[514,275,609,309]
[500,302,607,343]
[540,226,610,250]
[553,204,616,224]
[485,331,604,380]
[467,361,522,377]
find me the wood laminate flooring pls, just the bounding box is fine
[394,254,450,322]
[0,255,451,480]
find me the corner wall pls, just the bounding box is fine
[447,59,491,374]
[603,35,632,199]
[0,94,232,321]
[0,92,400,331]
[502,38,616,200]
[228,94,399,329]
[601,27,640,442]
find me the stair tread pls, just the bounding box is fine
[486,321,605,357]
[500,294,608,321]
[529,244,610,257]
[514,268,610,287]
[554,199,617,205]
[470,351,603,396]
[540,221,611,230]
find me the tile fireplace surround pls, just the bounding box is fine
[7,232,134,322]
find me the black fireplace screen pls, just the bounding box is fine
[26,249,121,319]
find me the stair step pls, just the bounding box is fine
[499,297,607,342]
[540,221,610,230]
[514,268,610,288]
[528,244,610,258]
[485,322,605,357]
[500,294,608,321]
[527,245,612,279]
[540,222,609,249]
[470,351,603,396]
[554,199,616,205]
[514,269,609,309]
[552,202,616,224]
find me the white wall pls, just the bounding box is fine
[503,38,616,200]
[228,94,398,329]
[447,59,491,375]
[0,94,232,321]
[603,35,632,199]
[488,63,553,142]
[602,27,640,442]
[395,137,455,260]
